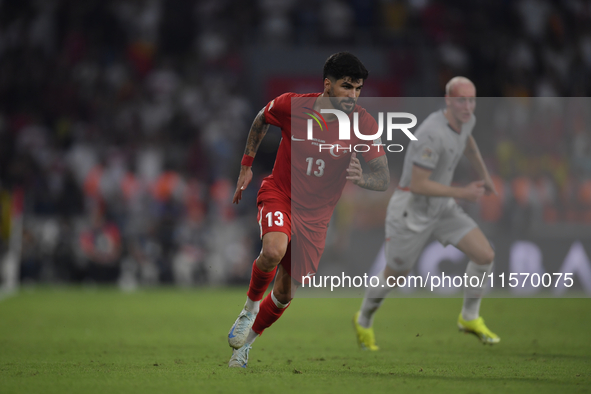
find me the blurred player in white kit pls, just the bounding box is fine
[354,77,500,349]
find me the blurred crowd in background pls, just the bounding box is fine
[0,0,590,286]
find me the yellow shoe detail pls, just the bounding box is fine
[458,313,500,344]
[353,311,379,351]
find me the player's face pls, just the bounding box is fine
[325,77,363,114]
[445,83,476,124]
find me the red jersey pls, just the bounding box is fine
[262,92,385,227]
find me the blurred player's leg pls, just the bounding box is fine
[355,270,387,351]
[355,222,427,350]
[228,232,288,349]
[455,227,499,344]
[461,260,492,320]
[357,270,389,329]
[355,266,408,351]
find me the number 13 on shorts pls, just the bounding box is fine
[266,211,284,227]
[257,203,291,239]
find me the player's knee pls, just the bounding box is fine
[384,264,407,279]
[477,248,495,266]
[260,244,286,266]
[486,248,495,265]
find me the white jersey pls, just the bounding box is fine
[390,109,476,232]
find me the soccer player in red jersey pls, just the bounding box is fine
[227,52,390,367]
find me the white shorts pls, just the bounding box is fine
[385,191,477,272]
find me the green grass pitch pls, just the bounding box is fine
[0,287,589,393]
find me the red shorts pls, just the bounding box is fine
[257,178,328,283]
[257,180,292,241]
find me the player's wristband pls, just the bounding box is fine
[241,154,254,167]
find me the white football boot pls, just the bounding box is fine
[228,344,252,368]
[228,309,257,349]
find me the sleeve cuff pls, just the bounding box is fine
[413,162,435,171]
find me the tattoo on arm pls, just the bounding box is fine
[244,107,270,157]
[359,156,390,191]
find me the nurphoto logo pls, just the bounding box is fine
[303,108,418,153]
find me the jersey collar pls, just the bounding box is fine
[442,110,461,134]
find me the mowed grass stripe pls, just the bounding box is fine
[0,287,589,394]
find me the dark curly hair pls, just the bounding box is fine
[323,52,369,82]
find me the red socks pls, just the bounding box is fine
[252,292,290,335]
[246,260,277,302]
[246,260,290,335]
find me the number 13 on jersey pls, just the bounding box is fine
[306,157,325,177]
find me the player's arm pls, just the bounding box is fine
[410,165,484,202]
[346,154,390,191]
[232,107,270,204]
[463,135,497,195]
